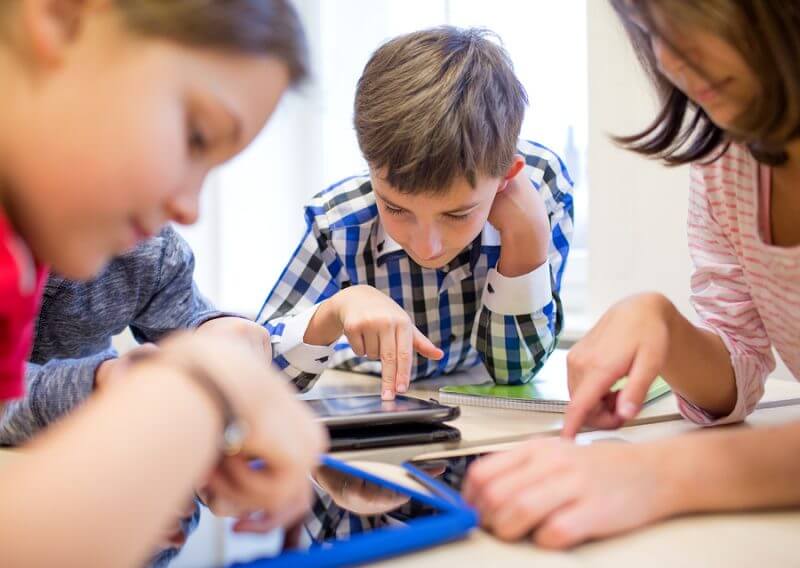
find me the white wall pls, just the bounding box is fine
[586,0,694,323]
[585,2,793,381]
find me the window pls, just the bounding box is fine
[177,0,588,327]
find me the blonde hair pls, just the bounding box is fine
[116,0,307,83]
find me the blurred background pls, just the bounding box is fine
[179,0,599,329]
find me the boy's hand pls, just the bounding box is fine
[462,437,678,549]
[488,159,550,277]
[562,293,674,438]
[197,317,273,363]
[307,285,443,400]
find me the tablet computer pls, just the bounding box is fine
[228,456,478,568]
[408,451,486,493]
[306,395,460,429]
[329,423,461,451]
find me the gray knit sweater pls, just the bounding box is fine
[0,225,225,445]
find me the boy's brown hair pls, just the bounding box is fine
[354,26,528,193]
[611,0,800,166]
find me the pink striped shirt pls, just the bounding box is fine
[680,144,800,425]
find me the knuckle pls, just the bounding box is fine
[495,522,521,542]
[482,484,506,511]
[546,518,578,547]
[566,349,588,372]
[466,465,488,489]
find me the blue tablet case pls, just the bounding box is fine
[228,456,479,568]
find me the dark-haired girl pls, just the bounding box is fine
[465,0,800,549]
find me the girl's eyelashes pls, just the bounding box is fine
[187,121,209,155]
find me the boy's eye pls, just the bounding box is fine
[384,204,406,216]
[445,212,471,222]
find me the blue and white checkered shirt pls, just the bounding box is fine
[257,140,573,391]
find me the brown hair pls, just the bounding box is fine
[611,0,800,166]
[116,0,308,84]
[354,26,527,193]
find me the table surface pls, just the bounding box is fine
[307,360,800,463]
[375,402,800,568]
[3,363,800,567]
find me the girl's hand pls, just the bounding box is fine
[94,343,160,390]
[197,317,273,363]
[156,333,328,532]
[462,438,679,549]
[562,293,675,438]
[153,500,197,551]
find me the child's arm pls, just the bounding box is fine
[0,333,326,568]
[562,164,773,437]
[464,419,800,549]
[127,226,237,341]
[258,213,442,397]
[471,151,573,384]
[0,350,116,446]
[257,214,349,391]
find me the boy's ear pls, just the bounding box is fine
[497,154,526,193]
[22,0,95,65]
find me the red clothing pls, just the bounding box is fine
[0,212,46,401]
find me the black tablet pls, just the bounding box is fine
[329,423,461,451]
[305,395,460,429]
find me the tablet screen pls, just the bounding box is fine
[223,452,487,568]
[299,462,442,546]
[408,453,487,492]
[306,395,442,418]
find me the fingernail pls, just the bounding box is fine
[382,389,395,400]
[619,402,638,420]
[396,383,407,393]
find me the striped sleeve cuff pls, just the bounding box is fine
[481,260,552,316]
[278,304,336,375]
[677,323,769,426]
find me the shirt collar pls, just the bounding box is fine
[373,221,405,260]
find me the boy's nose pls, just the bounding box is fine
[412,229,444,260]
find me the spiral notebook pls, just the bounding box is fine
[439,350,671,413]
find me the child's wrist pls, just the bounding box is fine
[128,352,247,456]
[497,230,548,277]
[642,439,700,518]
[304,297,345,346]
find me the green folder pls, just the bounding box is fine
[439,351,671,413]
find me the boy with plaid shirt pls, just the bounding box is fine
[258,27,573,399]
